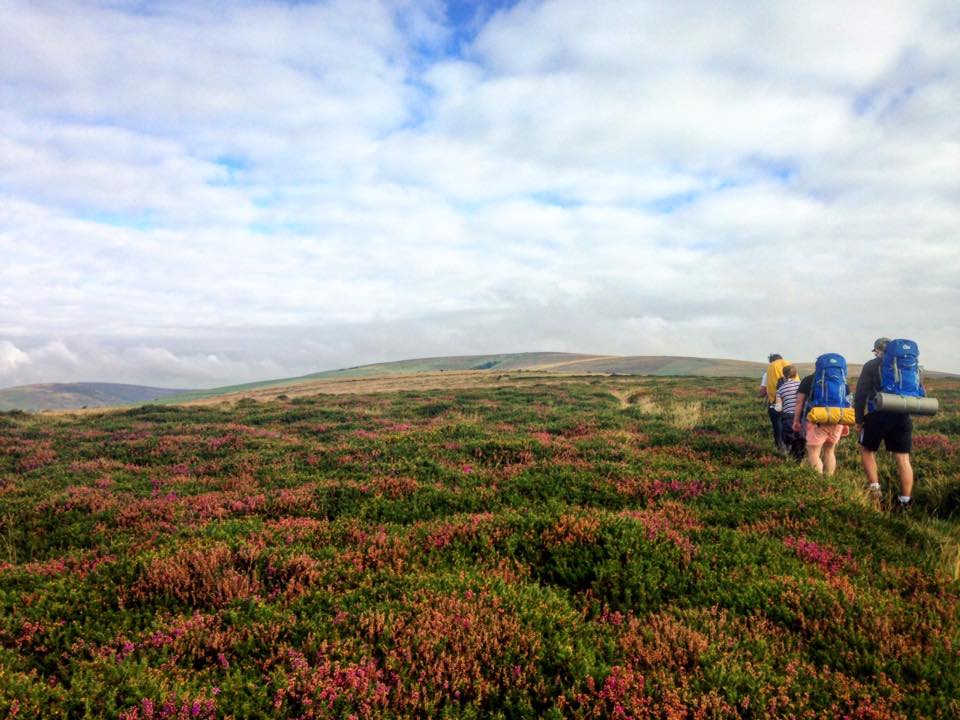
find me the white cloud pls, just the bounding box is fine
[473,0,923,86]
[0,341,30,376]
[1,0,959,385]
[0,336,287,388]
[0,115,256,226]
[32,340,80,367]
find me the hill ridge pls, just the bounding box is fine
[3,352,955,411]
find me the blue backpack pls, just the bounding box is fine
[881,339,924,397]
[810,353,849,408]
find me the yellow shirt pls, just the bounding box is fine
[766,359,790,403]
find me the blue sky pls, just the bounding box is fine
[1,0,959,387]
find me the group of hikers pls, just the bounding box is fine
[759,338,933,513]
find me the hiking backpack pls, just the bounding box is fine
[810,353,850,408]
[881,339,924,397]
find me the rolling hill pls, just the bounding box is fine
[155,353,777,405]
[2,352,953,411]
[0,382,190,412]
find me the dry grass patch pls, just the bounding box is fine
[938,540,960,582]
[611,389,702,427]
[612,388,661,414]
[666,401,703,429]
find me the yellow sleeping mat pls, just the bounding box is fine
[806,406,856,426]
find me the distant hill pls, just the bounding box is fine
[0,383,190,412]
[3,352,954,411]
[160,352,772,405]
[162,353,803,405]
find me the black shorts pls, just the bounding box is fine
[859,412,912,453]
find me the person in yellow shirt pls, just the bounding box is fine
[757,353,790,452]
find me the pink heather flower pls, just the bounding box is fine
[119,640,136,660]
[462,465,473,474]
[784,536,852,575]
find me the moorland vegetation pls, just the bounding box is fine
[1,374,958,718]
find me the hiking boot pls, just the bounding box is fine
[892,499,912,515]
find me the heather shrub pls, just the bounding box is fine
[0,376,958,716]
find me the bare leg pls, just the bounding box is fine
[806,444,824,474]
[822,443,837,476]
[893,453,913,498]
[860,446,879,485]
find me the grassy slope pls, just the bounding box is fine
[161,353,606,404]
[159,353,773,406]
[0,383,189,412]
[5,353,955,411]
[0,375,958,717]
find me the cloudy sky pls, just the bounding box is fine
[2,0,959,388]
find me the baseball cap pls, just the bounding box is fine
[873,337,890,352]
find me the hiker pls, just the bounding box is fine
[854,338,914,512]
[792,366,850,476]
[758,354,790,452]
[777,365,804,460]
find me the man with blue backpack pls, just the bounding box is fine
[854,338,921,512]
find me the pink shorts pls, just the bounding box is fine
[805,423,849,447]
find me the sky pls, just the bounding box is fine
[2,0,959,389]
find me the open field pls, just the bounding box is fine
[1,374,959,718]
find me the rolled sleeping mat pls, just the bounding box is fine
[872,392,939,416]
[806,406,856,426]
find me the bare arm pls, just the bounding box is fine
[792,392,806,432]
[853,360,878,425]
